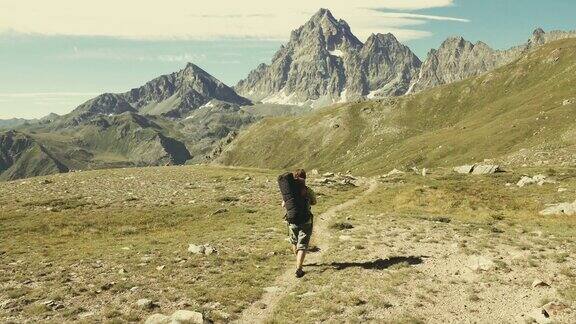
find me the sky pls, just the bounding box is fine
[0,0,575,119]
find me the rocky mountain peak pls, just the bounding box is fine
[236,9,419,104]
[530,27,546,46]
[291,8,362,51]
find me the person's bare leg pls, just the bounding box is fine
[296,249,306,270]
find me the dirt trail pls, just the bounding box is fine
[236,178,378,324]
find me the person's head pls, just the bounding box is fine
[293,169,307,197]
[293,169,306,181]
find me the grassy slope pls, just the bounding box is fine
[0,165,361,323]
[219,39,576,175]
[270,167,576,323]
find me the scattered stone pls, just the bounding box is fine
[532,279,550,288]
[118,268,126,274]
[517,174,554,187]
[244,176,252,181]
[322,172,335,178]
[558,187,567,192]
[311,169,319,175]
[562,99,574,106]
[188,244,206,254]
[204,245,217,255]
[188,244,217,255]
[156,265,165,271]
[39,179,53,185]
[136,298,155,310]
[539,201,576,216]
[421,168,428,176]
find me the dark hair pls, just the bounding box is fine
[294,169,306,179]
[293,169,307,198]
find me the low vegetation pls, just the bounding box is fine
[219,39,576,175]
[0,165,361,322]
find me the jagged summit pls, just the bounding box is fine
[235,9,420,106]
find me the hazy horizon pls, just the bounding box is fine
[1,0,575,119]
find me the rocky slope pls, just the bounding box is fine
[0,130,68,181]
[69,63,251,122]
[218,38,576,174]
[235,9,421,106]
[408,28,576,93]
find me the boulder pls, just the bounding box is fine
[539,201,576,216]
[563,99,573,106]
[532,279,550,288]
[136,298,154,310]
[171,310,203,323]
[322,172,335,178]
[145,310,203,324]
[204,245,217,255]
[471,164,501,175]
[145,314,170,324]
[453,165,475,174]
[454,164,502,175]
[188,244,205,254]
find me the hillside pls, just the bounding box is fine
[218,38,576,174]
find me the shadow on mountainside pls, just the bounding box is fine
[309,256,424,271]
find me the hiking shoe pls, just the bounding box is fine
[295,268,305,278]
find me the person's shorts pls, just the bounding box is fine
[287,221,313,251]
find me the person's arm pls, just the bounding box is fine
[308,187,317,206]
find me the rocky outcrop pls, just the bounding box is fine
[235,9,421,106]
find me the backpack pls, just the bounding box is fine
[277,172,310,224]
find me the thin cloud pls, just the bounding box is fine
[58,48,207,62]
[0,92,99,98]
[374,12,470,23]
[0,0,461,41]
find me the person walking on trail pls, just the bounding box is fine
[280,169,317,278]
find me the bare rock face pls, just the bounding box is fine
[235,9,421,106]
[408,37,517,93]
[409,28,576,94]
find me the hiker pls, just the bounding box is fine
[280,169,317,278]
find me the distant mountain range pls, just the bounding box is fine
[236,9,576,105]
[1,8,575,180]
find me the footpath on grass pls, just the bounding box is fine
[235,178,379,324]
